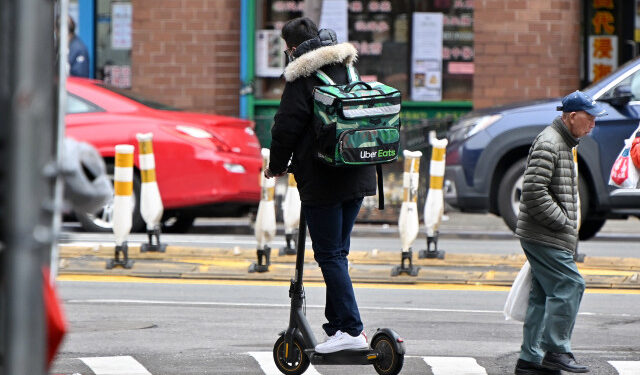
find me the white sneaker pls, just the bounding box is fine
[315,331,368,353]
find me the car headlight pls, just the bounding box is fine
[466,114,502,138]
[449,114,502,142]
[176,125,213,138]
[223,163,246,173]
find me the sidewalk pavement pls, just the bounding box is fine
[59,212,640,289]
[190,212,640,241]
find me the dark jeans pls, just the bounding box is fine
[302,198,364,337]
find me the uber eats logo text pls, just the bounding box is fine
[360,149,396,159]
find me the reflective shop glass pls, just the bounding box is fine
[255,0,473,101]
[95,0,133,88]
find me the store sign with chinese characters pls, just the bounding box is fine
[588,0,618,83]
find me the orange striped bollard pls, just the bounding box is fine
[137,133,166,252]
[392,150,422,276]
[249,148,276,272]
[107,144,135,269]
[280,173,300,255]
[419,136,448,259]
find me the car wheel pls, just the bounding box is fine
[162,213,195,233]
[577,178,606,240]
[497,158,527,233]
[498,159,597,237]
[75,162,145,233]
[579,217,606,240]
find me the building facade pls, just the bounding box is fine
[73,0,637,133]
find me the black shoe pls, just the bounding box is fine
[515,359,561,375]
[542,352,590,373]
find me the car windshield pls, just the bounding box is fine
[95,83,181,111]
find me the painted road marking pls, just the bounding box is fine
[57,274,640,295]
[79,356,151,375]
[609,361,640,374]
[423,356,487,375]
[248,352,321,375]
[64,299,638,319]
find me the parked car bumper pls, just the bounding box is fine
[444,164,490,212]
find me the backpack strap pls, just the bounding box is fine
[376,164,384,210]
[315,70,335,85]
[316,65,360,85]
[346,64,359,83]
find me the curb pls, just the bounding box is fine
[58,244,640,289]
[179,223,640,242]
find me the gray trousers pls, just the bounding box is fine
[519,239,586,363]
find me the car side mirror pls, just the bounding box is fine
[601,85,633,107]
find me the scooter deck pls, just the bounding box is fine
[306,348,379,365]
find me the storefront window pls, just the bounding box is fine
[255,0,473,101]
[95,0,132,88]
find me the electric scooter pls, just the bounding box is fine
[272,207,406,375]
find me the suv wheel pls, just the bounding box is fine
[497,159,527,233]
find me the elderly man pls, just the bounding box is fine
[514,91,606,375]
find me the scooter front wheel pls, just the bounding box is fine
[273,335,310,375]
[372,333,404,375]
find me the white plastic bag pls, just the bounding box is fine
[503,261,532,322]
[609,123,640,188]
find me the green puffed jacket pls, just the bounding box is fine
[515,117,580,253]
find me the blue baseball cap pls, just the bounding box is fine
[556,90,607,117]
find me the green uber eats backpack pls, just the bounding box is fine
[312,64,401,209]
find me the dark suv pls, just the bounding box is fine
[445,58,640,240]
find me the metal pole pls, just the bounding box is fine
[0,0,56,373]
[51,0,69,282]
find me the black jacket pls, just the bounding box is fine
[268,42,376,206]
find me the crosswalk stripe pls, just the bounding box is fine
[423,356,488,375]
[79,356,152,375]
[609,361,640,374]
[248,352,322,375]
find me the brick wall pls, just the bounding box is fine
[131,0,240,116]
[473,0,581,109]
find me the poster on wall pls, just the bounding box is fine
[319,0,348,43]
[104,65,131,88]
[111,2,132,50]
[256,29,286,77]
[411,12,443,101]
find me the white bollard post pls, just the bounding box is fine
[249,148,276,272]
[107,144,135,269]
[137,133,166,252]
[419,136,448,259]
[391,150,422,276]
[279,173,301,255]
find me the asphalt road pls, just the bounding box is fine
[52,277,640,375]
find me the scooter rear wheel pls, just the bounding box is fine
[372,333,404,375]
[273,335,310,375]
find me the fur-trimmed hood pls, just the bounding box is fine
[283,43,358,82]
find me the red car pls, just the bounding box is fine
[66,77,262,232]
